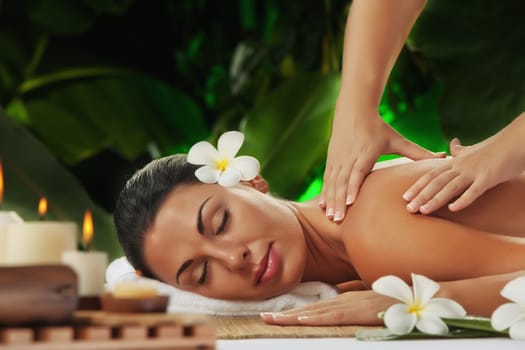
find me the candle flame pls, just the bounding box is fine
[83,209,94,251]
[38,197,48,219]
[0,158,3,205]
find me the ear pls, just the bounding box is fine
[242,175,269,193]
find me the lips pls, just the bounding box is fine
[254,243,279,285]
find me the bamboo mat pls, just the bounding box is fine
[208,316,377,339]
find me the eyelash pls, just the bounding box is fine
[197,260,208,285]
[198,208,229,285]
[216,208,229,235]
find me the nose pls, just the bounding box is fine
[204,240,250,271]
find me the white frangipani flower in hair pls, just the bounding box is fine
[491,276,525,340]
[372,273,466,335]
[187,131,260,187]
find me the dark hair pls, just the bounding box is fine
[114,154,199,279]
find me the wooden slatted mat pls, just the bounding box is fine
[208,316,376,339]
[0,311,215,349]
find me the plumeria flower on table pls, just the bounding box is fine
[372,273,466,336]
[491,276,525,340]
[187,131,260,187]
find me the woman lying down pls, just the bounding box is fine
[114,133,525,332]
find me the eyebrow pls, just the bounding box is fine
[176,196,213,285]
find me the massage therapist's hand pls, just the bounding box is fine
[320,106,444,222]
[404,113,525,214]
[403,113,525,214]
[260,289,394,326]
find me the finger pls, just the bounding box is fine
[448,180,487,212]
[319,169,330,209]
[449,138,464,157]
[418,175,473,214]
[324,166,339,219]
[295,309,361,326]
[346,158,372,207]
[394,138,446,161]
[326,159,356,221]
[333,166,351,222]
[406,170,460,213]
[403,165,450,203]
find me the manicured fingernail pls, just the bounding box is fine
[403,191,413,201]
[319,199,325,207]
[271,313,286,319]
[297,316,311,321]
[260,312,272,318]
[420,204,429,213]
[326,208,334,217]
[346,195,353,205]
[334,211,343,222]
[406,202,417,212]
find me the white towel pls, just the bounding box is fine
[106,256,338,316]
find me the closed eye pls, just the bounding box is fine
[216,208,229,235]
[197,260,208,285]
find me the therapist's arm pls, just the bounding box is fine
[322,0,443,223]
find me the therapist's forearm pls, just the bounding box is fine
[339,0,427,114]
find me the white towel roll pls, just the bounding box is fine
[106,256,338,316]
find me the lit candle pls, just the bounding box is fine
[62,209,108,296]
[0,158,23,264]
[6,197,77,265]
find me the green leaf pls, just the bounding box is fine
[408,0,525,143]
[0,108,122,260]
[444,316,505,334]
[9,73,207,164]
[0,31,28,98]
[240,72,340,198]
[356,317,506,341]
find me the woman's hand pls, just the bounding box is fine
[404,113,525,214]
[320,108,443,222]
[260,289,394,326]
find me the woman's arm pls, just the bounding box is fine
[260,270,525,326]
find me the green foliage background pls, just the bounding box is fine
[0,0,523,259]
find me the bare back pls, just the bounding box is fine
[342,158,525,285]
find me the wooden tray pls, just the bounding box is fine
[0,311,215,350]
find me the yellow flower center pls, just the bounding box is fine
[215,158,230,171]
[407,303,424,316]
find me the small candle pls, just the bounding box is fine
[6,197,77,265]
[112,281,159,298]
[0,159,24,264]
[62,209,108,296]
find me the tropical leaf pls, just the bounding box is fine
[240,72,340,198]
[0,108,122,260]
[7,73,208,164]
[408,0,525,143]
[356,316,505,341]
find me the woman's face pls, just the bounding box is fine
[143,182,308,300]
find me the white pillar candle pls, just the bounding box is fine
[0,211,23,264]
[62,250,108,295]
[6,221,77,265]
[61,209,108,296]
